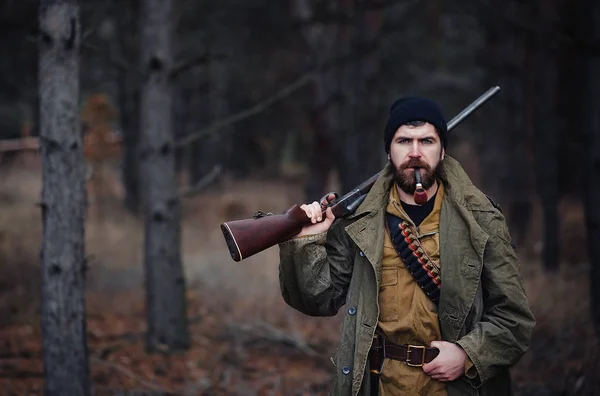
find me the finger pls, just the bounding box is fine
[428,370,448,379]
[306,202,315,222]
[300,204,312,218]
[320,193,336,205]
[425,365,443,376]
[307,205,315,220]
[325,207,335,220]
[430,341,443,349]
[422,362,432,374]
[430,367,445,376]
[422,361,439,374]
[310,202,322,222]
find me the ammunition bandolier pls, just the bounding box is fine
[385,215,442,304]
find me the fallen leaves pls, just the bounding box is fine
[0,287,339,395]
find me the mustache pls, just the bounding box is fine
[398,158,431,171]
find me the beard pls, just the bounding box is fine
[390,157,439,194]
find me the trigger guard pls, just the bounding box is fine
[319,191,339,208]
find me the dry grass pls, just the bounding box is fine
[0,158,597,395]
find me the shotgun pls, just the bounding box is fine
[220,86,501,262]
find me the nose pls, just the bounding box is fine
[409,141,421,158]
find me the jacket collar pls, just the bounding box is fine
[440,156,494,261]
[343,156,493,277]
[343,162,394,277]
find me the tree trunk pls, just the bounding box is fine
[581,0,600,333]
[186,65,210,185]
[205,29,230,183]
[118,74,141,213]
[173,76,189,174]
[38,1,90,395]
[533,0,560,271]
[116,0,141,214]
[139,0,190,352]
[189,20,229,186]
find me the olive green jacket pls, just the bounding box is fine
[278,156,535,396]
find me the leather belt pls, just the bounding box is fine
[369,333,440,375]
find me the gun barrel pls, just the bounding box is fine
[447,86,500,131]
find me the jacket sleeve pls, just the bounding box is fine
[278,218,355,317]
[456,210,536,387]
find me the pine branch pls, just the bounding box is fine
[179,165,222,198]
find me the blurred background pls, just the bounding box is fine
[1,0,599,395]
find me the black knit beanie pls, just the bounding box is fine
[383,97,447,153]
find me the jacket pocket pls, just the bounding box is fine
[378,267,399,322]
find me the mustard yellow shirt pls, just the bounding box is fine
[377,183,447,396]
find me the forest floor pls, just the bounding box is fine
[0,157,598,395]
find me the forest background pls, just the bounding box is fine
[0,0,599,395]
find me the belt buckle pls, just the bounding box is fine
[406,345,426,367]
[369,334,386,375]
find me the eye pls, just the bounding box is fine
[397,138,410,144]
[421,138,434,144]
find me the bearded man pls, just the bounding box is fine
[277,97,535,396]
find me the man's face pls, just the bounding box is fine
[388,122,445,194]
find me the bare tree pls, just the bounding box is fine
[139,0,190,352]
[186,13,229,186]
[532,0,561,271]
[181,65,208,183]
[38,0,90,395]
[115,0,142,214]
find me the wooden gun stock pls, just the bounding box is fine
[221,173,379,261]
[220,205,313,262]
